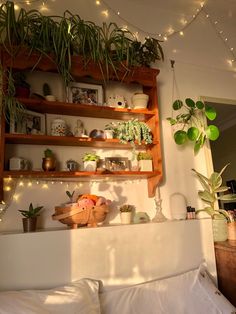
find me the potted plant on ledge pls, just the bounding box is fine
[137,151,153,171]
[192,164,236,241]
[83,152,100,171]
[19,203,44,232]
[119,204,134,224]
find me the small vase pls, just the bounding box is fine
[42,157,56,171]
[120,212,132,224]
[212,218,228,242]
[22,217,37,232]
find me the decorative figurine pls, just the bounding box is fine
[74,119,86,137]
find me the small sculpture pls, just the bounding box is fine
[74,119,85,137]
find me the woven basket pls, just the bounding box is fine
[52,203,109,229]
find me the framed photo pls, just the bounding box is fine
[105,157,130,171]
[10,110,46,135]
[68,82,103,106]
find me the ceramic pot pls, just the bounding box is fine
[228,221,236,241]
[104,130,113,139]
[138,160,153,171]
[83,160,97,171]
[131,93,149,109]
[22,217,37,232]
[51,119,67,136]
[42,157,56,171]
[212,218,228,242]
[120,212,132,224]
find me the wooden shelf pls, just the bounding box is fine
[17,98,156,121]
[5,133,157,148]
[3,170,160,179]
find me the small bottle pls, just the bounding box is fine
[186,206,192,219]
[191,207,196,219]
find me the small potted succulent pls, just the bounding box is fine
[119,204,134,224]
[104,122,118,139]
[42,148,56,171]
[19,203,44,232]
[137,151,153,171]
[83,152,100,171]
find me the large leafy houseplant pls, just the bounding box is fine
[192,164,236,221]
[167,98,219,154]
[0,1,164,122]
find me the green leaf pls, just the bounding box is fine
[198,190,215,203]
[185,98,195,108]
[205,105,217,120]
[219,163,230,177]
[174,130,187,145]
[194,141,201,154]
[218,194,236,201]
[172,100,183,110]
[206,125,219,141]
[215,186,230,193]
[192,168,210,191]
[210,172,222,189]
[196,207,214,218]
[196,101,204,109]
[187,127,199,141]
[166,117,176,125]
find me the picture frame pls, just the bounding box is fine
[68,82,103,106]
[105,157,130,171]
[10,110,46,135]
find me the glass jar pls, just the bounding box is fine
[51,119,66,136]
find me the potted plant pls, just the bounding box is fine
[19,203,44,232]
[137,151,153,171]
[119,204,134,224]
[167,98,219,154]
[42,148,56,171]
[104,122,118,139]
[192,164,236,241]
[83,152,100,171]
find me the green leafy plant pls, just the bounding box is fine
[119,204,133,212]
[0,1,164,122]
[192,164,236,221]
[66,190,75,203]
[18,203,44,218]
[44,148,54,158]
[137,152,152,160]
[83,153,100,162]
[167,98,219,154]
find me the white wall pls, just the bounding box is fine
[1,1,236,232]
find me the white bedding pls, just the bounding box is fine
[0,265,234,314]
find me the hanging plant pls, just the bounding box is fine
[167,98,220,154]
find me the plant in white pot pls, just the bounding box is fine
[192,164,236,242]
[104,122,117,139]
[19,203,44,232]
[137,151,153,171]
[83,153,100,171]
[119,204,134,224]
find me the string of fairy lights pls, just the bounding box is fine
[95,0,236,68]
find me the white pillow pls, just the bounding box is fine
[0,278,101,314]
[100,265,236,314]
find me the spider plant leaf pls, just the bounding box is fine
[206,125,219,141]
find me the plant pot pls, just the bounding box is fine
[120,212,132,224]
[104,130,113,139]
[22,217,37,232]
[131,93,149,109]
[212,218,228,242]
[83,160,97,171]
[138,160,153,171]
[228,221,236,241]
[42,157,56,171]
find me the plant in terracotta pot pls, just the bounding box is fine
[19,203,44,232]
[119,204,134,224]
[137,151,153,171]
[167,98,219,154]
[83,152,100,171]
[42,148,56,171]
[192,164,236,242]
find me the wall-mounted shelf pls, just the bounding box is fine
[0,50,163,199]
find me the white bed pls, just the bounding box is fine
[0,219,235,313]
